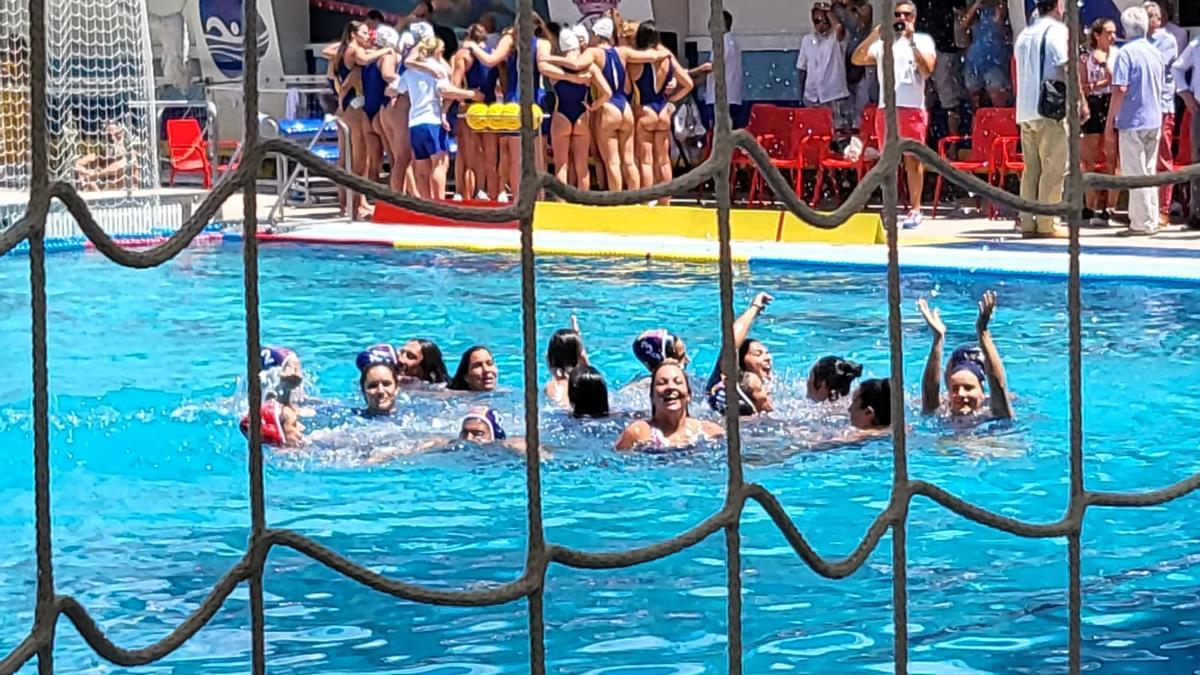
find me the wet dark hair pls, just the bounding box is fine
[413,338,449,384]
[855,378,892,428]
[449,345,493,391]
[1088,17,1115,48]
[366,9,384,22]
[810,356,864,401]
[569,365,610,418]
[649,359,691,417]
[359,362,399,395]
[465,22,488,44]
[546,329,583,373]
[634,21,660,49]
[737,338,764,370]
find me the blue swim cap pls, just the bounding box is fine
[356,344,399,372]
[947,345,987,385]
[633,329,671,370]
[260,346,297,371]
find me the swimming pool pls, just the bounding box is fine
[2,242,1200,673]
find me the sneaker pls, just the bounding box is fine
[901,209,923,229]
[1082,207,1095,222]
[451,193,464,202]
[1116,228,1158,238]
[475,190,489,201]
[497,191,511,203]
[1089,209,1110,227]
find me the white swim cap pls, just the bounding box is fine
[592,17,614,40]
[375,25,400,49]
[409,21,434,41]
[572,23,590,46]
[559,26,580,52]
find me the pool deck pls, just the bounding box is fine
[249,198,1200,283]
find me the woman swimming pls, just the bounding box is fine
[397,338,449,384]
[544,24,610,192]
[616,359,724,451]
[918,291,1014,422]
[849,378,892,430]
[452,23,501,199]
[629,21,693,204]
[704,292,774,414]
[357,344,402,417]
[402,36,483,200]
[568,364,610,418]
[544,318,587,405]
[332,21,393,218]
[448,345,499,392]
[632,328,688,372]
[259,346,305,404]
[240,400,305,448]
[806,356,863,403]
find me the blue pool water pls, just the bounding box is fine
[3,243,1200,674]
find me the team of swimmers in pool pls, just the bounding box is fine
[240,290,1012,454]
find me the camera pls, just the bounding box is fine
[893,20,907,32]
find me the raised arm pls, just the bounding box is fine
[541,48,595,72]
[917,297,945,414]
[732,292,773,350]
[321,42,340,59]
[571,315,590,366]
[850,25,881,67]
[469,34,512,68]
[976,291,1013,420]
[620,44,670,65]
[349,45,392,67]
[405,48,444,77]
[667,54,694,103]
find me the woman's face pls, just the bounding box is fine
[399,340,425,379]
[742,341,773,380]
[465,349,498,391]
[362,364,399,413]
[947,370,985,417]
[849,387,874,430]
[459,417,494,443]
[354,23,371,46]
[1098,22,1116,49]
[651,364,690,416]
[280,406,305,445]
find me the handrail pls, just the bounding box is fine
[264,114,350,225]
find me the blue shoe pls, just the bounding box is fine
[902,209,923,229]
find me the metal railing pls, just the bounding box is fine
[4,0,1200,673]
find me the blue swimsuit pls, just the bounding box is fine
[602,46,628,112]
[362,62,387,120]
[635,60,673,114]
[335,60,358,112]
[466,47,499,104]
[504,36,543,104]
[554,70,589,124]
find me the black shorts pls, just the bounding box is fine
[1082,94,1111,135]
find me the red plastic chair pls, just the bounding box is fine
[790,107,836,204]
[932,107,1017,218]
[813,105,878,207]
[731,104,801,206]
[166,118,213,188]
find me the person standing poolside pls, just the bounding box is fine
[960,0,1013,108]
[797,2,853,132]
[1012,0,1071,239]
[1174,34,1200,230]
[914,0,968,136]
[630,21,693,204]
[616,360,724,451]
[1080,18,1119,227]
[1144,2,1178,229]
[544,24,610,194]
[403,36,483,201]
[1106,6,1165,238]
[698,11,746,131]
[917,291,1013,423]
[833,0,876,131]
[851,1,937,229]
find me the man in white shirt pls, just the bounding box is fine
[1144,2,1177,226]
[1173,34,1200,228]
[851,0,936,229]
[694,11,746,130]
[1012,0,1070,238]
[797,2,852,130]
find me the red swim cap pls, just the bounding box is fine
[240,401,285,446]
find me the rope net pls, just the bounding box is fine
[3,0,1200,672]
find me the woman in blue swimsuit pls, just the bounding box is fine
[333,21,392,219]
[544,24,609,191]
[452,23,500,199]
[629,21,692,204]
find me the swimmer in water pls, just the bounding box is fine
[918,291,1014,423]
[396,338,450,385]
[849,378,892,430]
[356,344,402,417]
[705,292,775,414]
[260,346,305,404]
[806,356,864,403]
[568,364,610,418]
[448,345,499,391]
[545,316,588,405]
[632,328,689,372]
[367,405,526,463]
[615,359,724,451]
[240,400,305,448]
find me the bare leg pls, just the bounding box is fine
[413,157,432,200]
[482,134,500,199]
[432,152,450,200]
[653,119,673,205]
[619,107,640,191]
[903,155,924,213]
[571,115,592,191]
[597,104,624,192]
[635,109,655,192]
[551,113,572,186]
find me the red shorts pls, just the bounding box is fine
[875,107,929,149]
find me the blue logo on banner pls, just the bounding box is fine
[199,0,270,78]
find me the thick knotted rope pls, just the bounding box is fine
[5,0,1200,672]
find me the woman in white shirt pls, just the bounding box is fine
[403,37,482,200]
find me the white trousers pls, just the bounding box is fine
[1118,128,1161,233]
